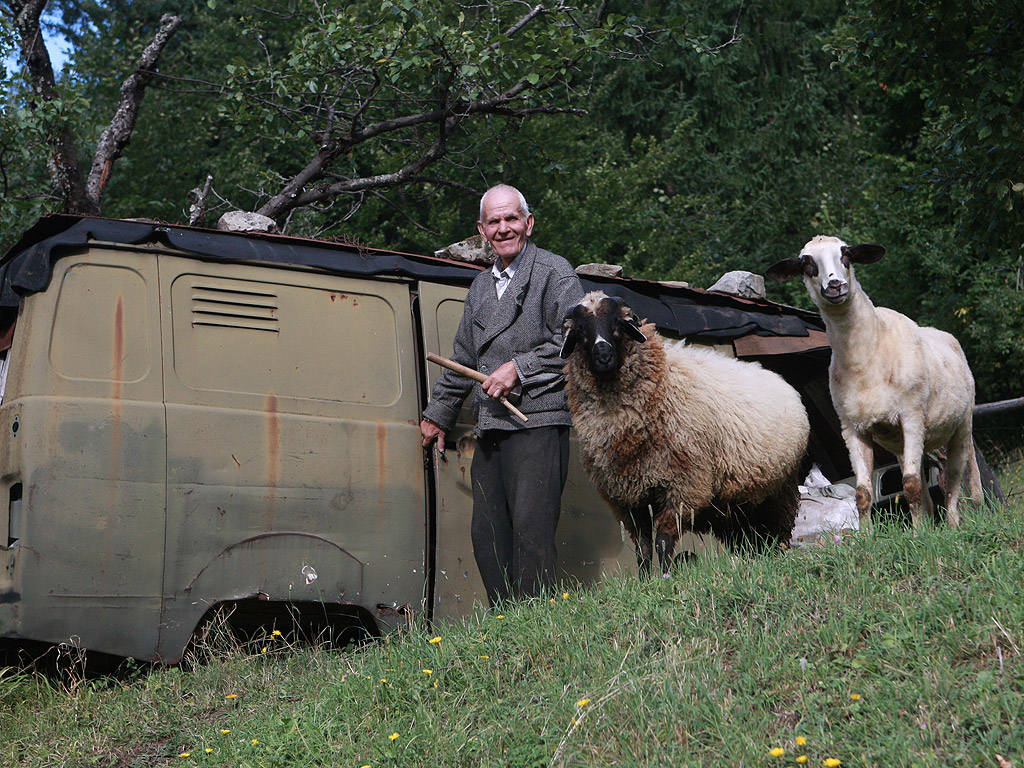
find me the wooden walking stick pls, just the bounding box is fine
[426,352,529,423]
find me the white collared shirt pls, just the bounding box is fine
[492,247,525,300]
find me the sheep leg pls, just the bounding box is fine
[652,504,683,576]
[843,426,875,526]
[622,505,654,578]
[942,420,976,528]
[898,417,928,528]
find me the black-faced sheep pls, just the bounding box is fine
[560,291,810,575]
[766,235,982,528]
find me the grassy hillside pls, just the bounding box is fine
[3,497,1023,768]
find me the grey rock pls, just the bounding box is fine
[434,235,494,265]
[708,270,765,299]
[575,263,623,278]
[216,211,279,234]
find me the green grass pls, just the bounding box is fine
[3,499,1024,768]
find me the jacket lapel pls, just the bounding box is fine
[478,240,536,349]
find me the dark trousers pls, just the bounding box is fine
[470,425,569,606]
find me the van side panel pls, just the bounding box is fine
[157,257,426,660]
[0,251,166,658]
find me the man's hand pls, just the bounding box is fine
[420,419,446,453]
[482,360,520,400]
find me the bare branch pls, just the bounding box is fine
[85,14,182,208]
[7,0,93,213]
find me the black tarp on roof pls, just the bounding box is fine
[1,214,826,345]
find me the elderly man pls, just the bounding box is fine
[420,184,584,605]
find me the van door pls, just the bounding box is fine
[417,281,635,621]
[417,281,486,617]
[0,248,166,660]
[156,257,427,660]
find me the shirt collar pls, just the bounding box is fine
[491,244,526,280]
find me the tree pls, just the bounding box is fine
[828,0,1024,401]
[1,0,180,215]
[2,0,706,247]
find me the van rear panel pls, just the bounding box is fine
[1,247,429,662]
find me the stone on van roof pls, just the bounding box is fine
[217,211,279,234]
[708,270,765,300]
[575,263,623,278]
[434,235,494,265]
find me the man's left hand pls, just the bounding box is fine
[482,360,520,400]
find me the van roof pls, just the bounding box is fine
[1,214,826,350]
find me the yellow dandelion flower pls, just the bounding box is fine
[225,694,238,700]
[380,678,387,683]
[797,756,808,764]
[388,732,400,741]
[770,747,785,757]
[849,693,861,701]
[261,647,268,654]
[562,592,570,599]
[219,729,230,735]
[204,748,213,754]
[251,739,259,745]
[550,598,556,604]
[823,759,841,767]
[423,669,433,675]
[795,736,807,746]
[496,614,505,619]
[480,655,490,659]
[576,698,591,708]
[272,629,282,636]
[429,636,442,644]
[432,681,438,688]
[179,753,191,758]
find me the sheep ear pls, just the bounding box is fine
[841,244,886,265]
[621,315,647,343]
[560,325,579,358]
[765,257,805,281]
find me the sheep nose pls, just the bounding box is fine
[821,277,849,304]
[592,340,615,368]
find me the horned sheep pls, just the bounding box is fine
[560,291,810,575]
[766,235,981,527]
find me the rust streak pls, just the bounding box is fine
[106,297,126,574]
[376,422,387,507]
[266,393,279,530]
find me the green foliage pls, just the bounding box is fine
[823,1,1024,401]
[3,499,1024,767]
[3,0,1024,403]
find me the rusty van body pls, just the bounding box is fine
[0,215,833,663]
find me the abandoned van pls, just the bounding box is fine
[0,215,834,663]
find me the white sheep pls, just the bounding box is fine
[560,291,810,575]
[766,235,982,527]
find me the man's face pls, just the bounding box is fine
[477,188,535,264]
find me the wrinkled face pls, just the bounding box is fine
[560,292,646,380]
[477,187,535,264]
[765,236,886,309]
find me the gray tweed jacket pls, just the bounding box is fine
[423,239,584,434]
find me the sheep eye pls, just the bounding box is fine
[801,255,818,278]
